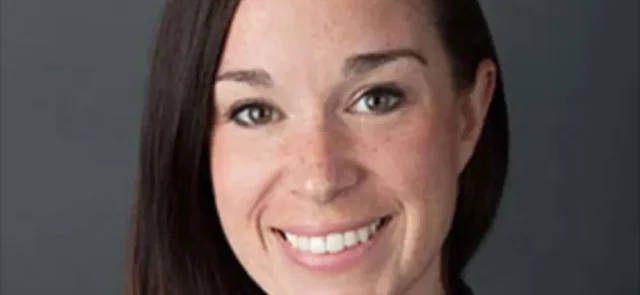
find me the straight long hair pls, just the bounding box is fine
[127,0,509,294]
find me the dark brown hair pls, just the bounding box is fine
[127,0,509,294]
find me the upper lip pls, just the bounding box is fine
[272,215,390,236]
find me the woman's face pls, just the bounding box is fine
[211,0,494,294]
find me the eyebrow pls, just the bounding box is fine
[214,48,427,87]
[215,68,274,88]
[343,48,428,77]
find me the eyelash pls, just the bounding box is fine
[347,83,406,114]
[228,99,282,127]
[228,84,407,127]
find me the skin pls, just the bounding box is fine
[211,0,496,294]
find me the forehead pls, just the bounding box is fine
[219,0,436,72]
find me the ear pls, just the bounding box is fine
[456,59,497,174]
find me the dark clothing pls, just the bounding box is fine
[453,280,474,295]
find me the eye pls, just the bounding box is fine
[230,101,282,127]
[348,85,406,114]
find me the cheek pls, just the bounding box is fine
[210,130,282,285]
[367,108,460,201]
[362,107,460,266]
[210,130,278,239]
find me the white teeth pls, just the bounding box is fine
[369,223,377,233]
[357,227,370,243]
[326,233,344,253]
[282,218,384,254]
[343,231,358,247]
[297,236,310,251]
[309,237,326,254]
[284,233,298,248]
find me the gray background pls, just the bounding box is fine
[1,0,637,294]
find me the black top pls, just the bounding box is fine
[453,280,474,295]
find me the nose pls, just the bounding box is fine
[284,125,361,204]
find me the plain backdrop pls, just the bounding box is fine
[1,0,638,294]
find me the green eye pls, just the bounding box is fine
[231,102,282,127]
[348,86,405,114]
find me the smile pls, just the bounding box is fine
[282,217,384,254]
[272,215,393,272]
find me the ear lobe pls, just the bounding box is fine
[457,59,497,173]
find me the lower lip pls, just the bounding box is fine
[274,217,392,273]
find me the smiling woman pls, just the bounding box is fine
[127,0,509,295]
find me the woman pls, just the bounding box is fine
[128,0,509,294]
